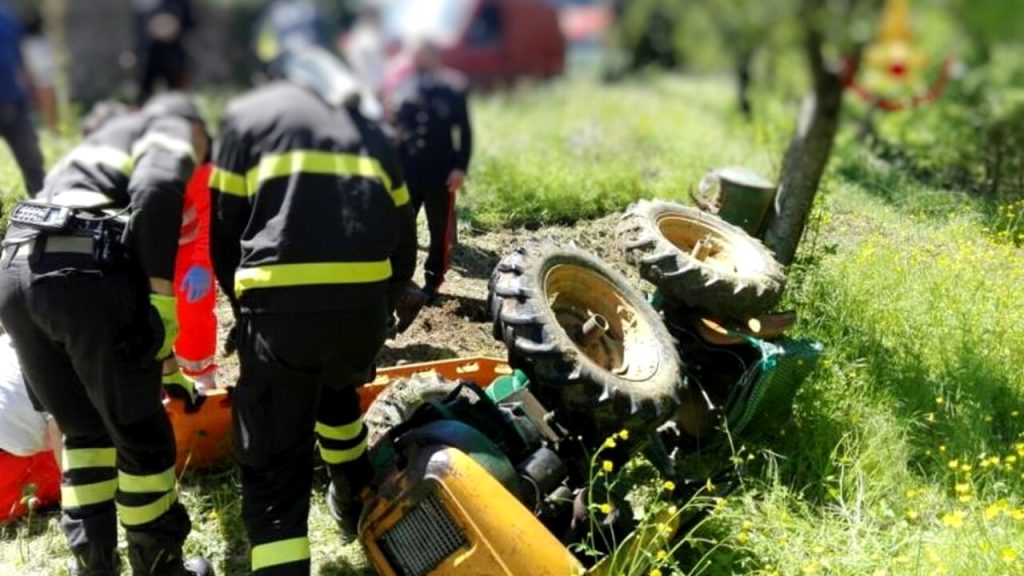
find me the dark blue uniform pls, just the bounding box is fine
[391,68,473,292]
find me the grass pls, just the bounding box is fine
[2,76,1023,575]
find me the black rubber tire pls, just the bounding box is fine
[488,239,683,439]
[364,372,459,447]
[616,200,786,318]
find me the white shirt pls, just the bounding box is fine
[0,334,49,457]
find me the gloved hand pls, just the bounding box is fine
[162,368,203,413]
[390,282,428,334]
[149,293,179,361]
[180,265,212,303]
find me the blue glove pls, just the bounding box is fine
[180,265,212,303]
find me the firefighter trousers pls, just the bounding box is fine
[232,302,387,575]
[0,254,190,572]
[410,181,456,290]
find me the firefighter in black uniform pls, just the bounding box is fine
[0,93,213,576]
[210,46,420,575]
[390,40,473,302]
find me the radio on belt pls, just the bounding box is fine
[9,201,73,232]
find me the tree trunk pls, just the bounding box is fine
[736,49,754,121]
[763,29,850,266]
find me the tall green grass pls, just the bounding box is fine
[464,75,785,229]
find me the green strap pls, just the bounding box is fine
[314,419,364,442]
[118,467,176,494]
[251,537,311,572]
[319,436,368,465]
[62,479,118,508]
[63,447,116,471]
[117,491,178,527]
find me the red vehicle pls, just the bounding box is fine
[382,0,565,87]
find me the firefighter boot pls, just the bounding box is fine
[326,455,373,543]
[123,496,211,576]
[126,533,214,576]
[67,548,121,576]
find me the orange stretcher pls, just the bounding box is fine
[166,356,511,473]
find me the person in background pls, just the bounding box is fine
[390,40,473,303]
[343,7,387,95]
[210,45,422,574]
[134,0,195,102]
[0,333,61,524]
[20,8,57,132]
[0,3,43,194]
[0,92,214,576]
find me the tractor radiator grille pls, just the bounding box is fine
[378,492,468,576]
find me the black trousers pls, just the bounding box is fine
[0,253,190,569]
[409,178,456,290]
[0,102,45,194]
[232,302,387,575]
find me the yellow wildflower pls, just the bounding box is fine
[941,510,966,529]
[598,503,612,515]
[602,460,614,473]
[618,429,630,440]
[1002,548,1017,564]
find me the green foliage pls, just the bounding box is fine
[464,77,779,230]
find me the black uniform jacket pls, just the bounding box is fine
[25,111,197,281]
[210,81,417,314]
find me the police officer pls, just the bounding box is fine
[210,47,420,575]
[390,40,473,302]
[0,93,213,576]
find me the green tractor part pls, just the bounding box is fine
[693,167,777,237]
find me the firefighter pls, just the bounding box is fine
[390,39,473,302]
[210,46,422,575]
[0,92,213,576]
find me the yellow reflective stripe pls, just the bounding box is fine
[132,132,196,162]
[252,537,311,571]
[118,467,176,494]
[234,261,392,295]
[63,447,116,471]
[61,479,118,508]
[117,491,178,526]
[315,420,364,442]
[319,436,368,465]
[245,150,405,206]
[210,167,248,197]
[391,183,410,207]
[66,145,134,176]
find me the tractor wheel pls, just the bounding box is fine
[616,200,786,318]
[364,372,459,447]
[489,240,682,438]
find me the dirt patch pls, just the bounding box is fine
[212,214,649,385]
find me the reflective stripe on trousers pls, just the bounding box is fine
[315,417,368,465]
